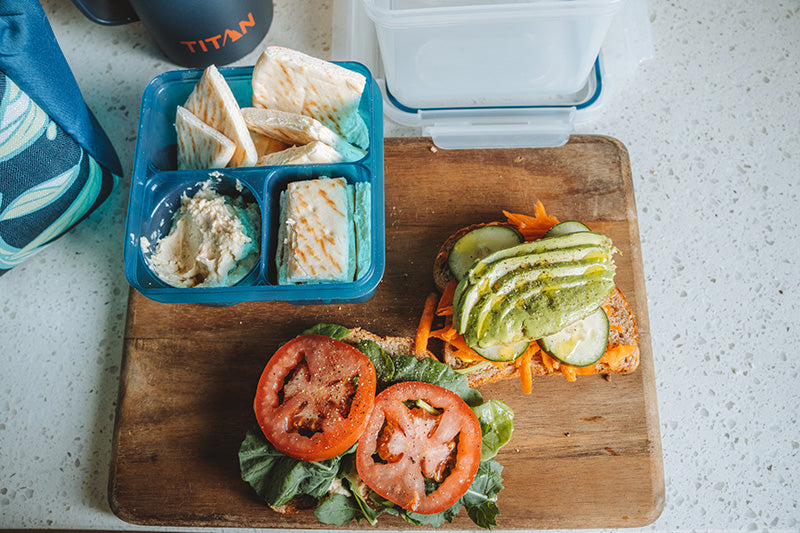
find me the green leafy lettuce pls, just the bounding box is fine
[301,323,351,340]
[239,426,348,507]
[239,325,514,529]
[472,399,515,461]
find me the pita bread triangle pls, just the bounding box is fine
[249,129,290,158]
[256,140,343,166]
[183,65,257,167]
[251,46,369,150]
[175,105,235,170]
[241,107,365,162]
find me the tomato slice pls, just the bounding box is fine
[356,381,482,515]
[254,334,376,462]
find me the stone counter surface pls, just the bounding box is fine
[1,0,798,531]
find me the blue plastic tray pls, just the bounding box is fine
[123,63,384,305]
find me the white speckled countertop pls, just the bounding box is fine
[1,0,798,531]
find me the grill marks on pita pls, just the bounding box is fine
[182,65,257,168]
[176,46,369,170]
[277,177,355,284]
[175,106,236,170]
[251,46,369,150]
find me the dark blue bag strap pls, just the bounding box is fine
[0,0,123,176]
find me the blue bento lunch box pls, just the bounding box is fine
[122,62,384,305]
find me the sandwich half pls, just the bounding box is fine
[422,207,640,390]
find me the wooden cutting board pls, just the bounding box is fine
[109,136,664,529]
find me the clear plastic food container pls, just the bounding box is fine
[362,0,626,109]
[123,64,384,305]
[335,0,651,148]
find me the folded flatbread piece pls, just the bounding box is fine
[183,65,257,168]
[276,177,355,284]
[250,130,290,158]
[175,106,235,170]
[251,46,369,149]
[257,141,343,167]
[242,107,365,162]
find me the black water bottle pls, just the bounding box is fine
[128,0,273,67]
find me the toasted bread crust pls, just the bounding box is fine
[342,327,436,359]
[268,494,317,514]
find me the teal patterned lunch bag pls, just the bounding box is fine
[0,0,122,276]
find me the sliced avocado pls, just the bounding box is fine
[477,277,615,349]
[466,259,614,346]
[466,231,613,281]
[469,244,611,292]
[453,230,618,354]
[453,232,611,322]
[457,244,614,333]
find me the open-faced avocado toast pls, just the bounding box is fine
[416,202,640,393]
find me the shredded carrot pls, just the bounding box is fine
[445,335,507,368]
[447,348,505,368]
[598,344,637,371]
[553,344,638,377]
[449,348,487,362]
[559,365,577,382]
[436,279,457,316]
[414,292,439,357]
[443,312,453,332]
[516,345,535,394]
[503,201,560,241]
[575,364,598,376]
[540,349,556,373]
[445,337,506,369]
[433,332,472,352]
[429,318,460,342]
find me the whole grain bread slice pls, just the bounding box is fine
[433,221,639,388]
[342,327,435,359]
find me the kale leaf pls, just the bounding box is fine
[301,323,351,340]
[239,427,343,507]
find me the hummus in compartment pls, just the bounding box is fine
[144,180,260,288]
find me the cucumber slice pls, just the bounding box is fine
[448,225,523,281]
[539,307,609,367]
[544,220,591,238]
[472,340,530,362]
